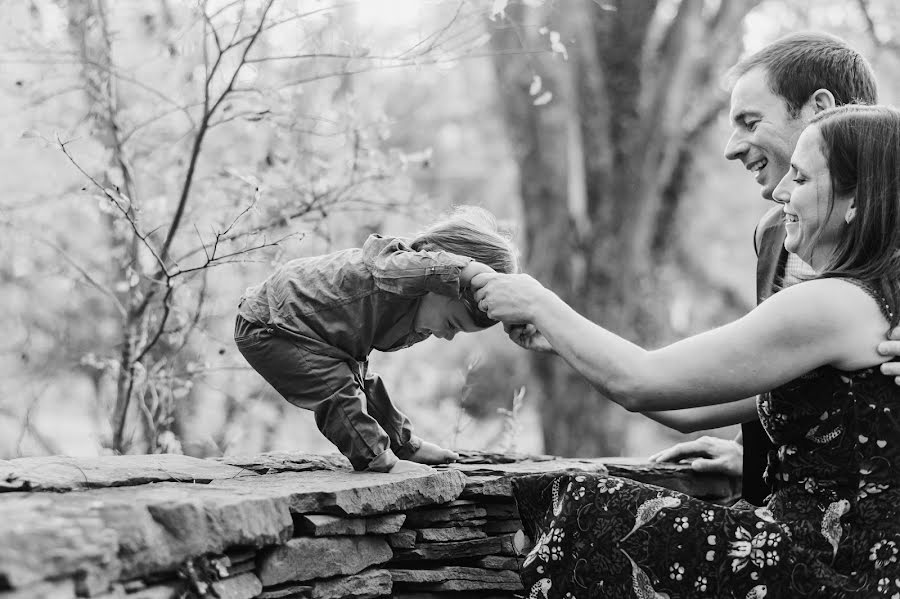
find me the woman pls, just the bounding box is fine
[471,105,900,598]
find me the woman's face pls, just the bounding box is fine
[772,126,853,268]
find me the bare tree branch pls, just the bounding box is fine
[397,0,465,59]
[227,2,358,49]
[159,0,275,263]
[0,386,60,457]
[23,227,128,319]
[271,47,551,90]
[856,0,900,52]
[55,135,169,275]
[202,0,223,54]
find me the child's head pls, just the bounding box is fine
[411,206,518,328]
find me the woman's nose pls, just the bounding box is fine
[772,175,792,205]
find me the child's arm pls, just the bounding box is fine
[367,237,488,298]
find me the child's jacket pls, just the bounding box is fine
[238,234,472,362]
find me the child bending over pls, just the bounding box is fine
[234,206,518,473]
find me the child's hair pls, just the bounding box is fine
[410,206,519,327]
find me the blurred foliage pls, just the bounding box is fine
[1,0,899,460]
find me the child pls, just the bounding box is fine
[234,206,518,473]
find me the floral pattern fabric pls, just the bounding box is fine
[513,362,900,598]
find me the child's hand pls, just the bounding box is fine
[506,323,555,354]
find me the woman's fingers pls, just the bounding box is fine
[469,271,499,294]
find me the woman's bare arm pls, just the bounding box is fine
[473,274,889,412]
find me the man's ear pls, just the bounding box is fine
[810,88,837,113]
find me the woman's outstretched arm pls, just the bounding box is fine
[471,273,889,412]
[642,400,758,432]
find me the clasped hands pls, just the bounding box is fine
[470,272,556,353]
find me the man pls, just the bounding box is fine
[648,32,900,506]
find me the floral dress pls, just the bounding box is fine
[514,333,900,597]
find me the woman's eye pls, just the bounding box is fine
[792,177,805,184]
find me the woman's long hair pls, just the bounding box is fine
[813,105,900,328]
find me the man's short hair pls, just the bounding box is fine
[730,32,878,115]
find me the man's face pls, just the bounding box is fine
[724,67,809,201]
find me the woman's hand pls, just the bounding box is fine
[506,323,556,354]
[470,272,554,324]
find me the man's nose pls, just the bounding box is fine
[724,130,746,161]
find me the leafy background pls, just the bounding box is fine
[2,0,899,460]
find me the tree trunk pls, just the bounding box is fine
[491,0,757,457]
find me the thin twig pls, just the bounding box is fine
[55,135,168,274]
[270,47,550,90]
[856,0,900,51]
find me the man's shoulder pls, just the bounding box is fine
[754,205,785,256]
[757,205,784,231]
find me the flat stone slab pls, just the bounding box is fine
[303,568,392,599]
[601,458,739,504]
[258,568,391,599]
[482,503,519,518]
[390,533,521,562]
[0,455,251,492]
[404,504,487,527]
[0,493,120,590]
[216,452,352,474]
[474,555,522,570]
[257,537,392,586]
[211,573,263,599]
[94,483,292,579]
[417,526,486,542]
[0,481,293,586]
[294,513,406,536]
[210,469,466,516]
[389,566,522,591]
[257,582,312,599]
[0,576,77,599]
[388,530,417,549]
[449,458,609,498]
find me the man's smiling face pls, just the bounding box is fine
[723,67,809,201]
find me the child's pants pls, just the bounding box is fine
[234,314,421,471]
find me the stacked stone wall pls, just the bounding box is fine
[0,452,737,598]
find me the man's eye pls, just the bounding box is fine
[746,120,759,131]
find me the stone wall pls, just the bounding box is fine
[0,451,737,599]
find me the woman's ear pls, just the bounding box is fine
[845,200,857,224]
[811,88,836,113]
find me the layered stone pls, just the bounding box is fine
[0,455,249,492]
[294,513,406,536]
[210,469,466,516]
[256,537,392,586]
[389,566,523,592]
